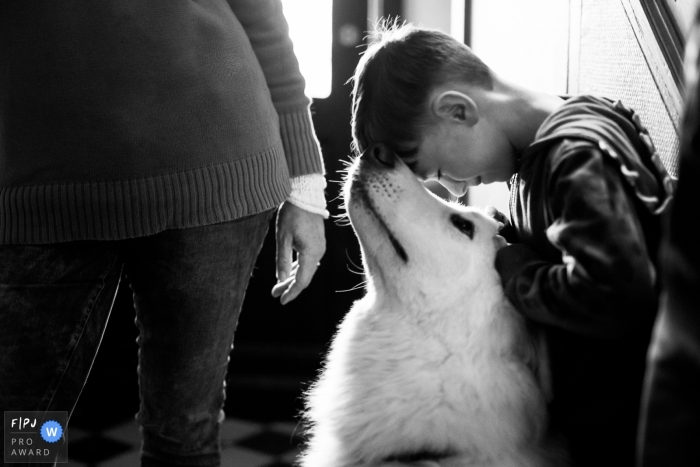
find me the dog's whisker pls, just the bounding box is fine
[345,249,364,275]
[335,280,367,293]
[345,264,365,276]
[339,158,355,168]
[333,213,351,227]
[290,419,304,444]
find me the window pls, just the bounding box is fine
[281,0,333,99]
[468,0,569,212]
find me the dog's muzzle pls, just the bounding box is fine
[347,144,409,263]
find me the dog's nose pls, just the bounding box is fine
[364,143,395,168]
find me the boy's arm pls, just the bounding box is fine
[496,142,658,338]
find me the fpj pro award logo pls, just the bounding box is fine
[4,411,67,463]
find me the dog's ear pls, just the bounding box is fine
[431,91,478,127]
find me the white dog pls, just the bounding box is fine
[299,145,565,467]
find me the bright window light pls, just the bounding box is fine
[451,0,465,42]
[467,0,569,213]
[281,0,333,99]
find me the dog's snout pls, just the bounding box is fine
[363,144,396,168]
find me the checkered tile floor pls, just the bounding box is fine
[64,417,304,467]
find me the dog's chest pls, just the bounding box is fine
[331,299,545,451]
[349,298,534,394]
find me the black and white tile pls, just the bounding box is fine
[64,417,304,467]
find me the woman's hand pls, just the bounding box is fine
[271,202,326,305]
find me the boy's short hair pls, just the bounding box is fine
[351,22,493,157]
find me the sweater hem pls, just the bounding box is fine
[0,145,291,245]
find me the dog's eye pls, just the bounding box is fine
[450,214,474,239]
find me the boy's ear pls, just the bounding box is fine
[431,91,478,127]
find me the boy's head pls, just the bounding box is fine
[351,23,517,196]
[352,23,493,154]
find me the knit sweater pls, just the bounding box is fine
[0,0,324,244]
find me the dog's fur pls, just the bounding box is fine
[299,147,564,467]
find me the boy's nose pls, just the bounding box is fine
[363,143,395,168]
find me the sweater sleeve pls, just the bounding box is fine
[227,0,324,176]
[495,142,658,338]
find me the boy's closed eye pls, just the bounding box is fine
[401,156,437,182]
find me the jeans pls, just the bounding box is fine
[0,210,273,466]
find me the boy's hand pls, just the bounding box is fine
[486,206,516,243]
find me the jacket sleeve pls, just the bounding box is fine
[496,141,658,338]
[227,0,324,176]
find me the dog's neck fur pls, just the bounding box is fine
[365,272,514,334]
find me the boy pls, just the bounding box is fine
[351,24,674,467]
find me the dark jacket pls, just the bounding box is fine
[496,95,674,467]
